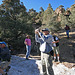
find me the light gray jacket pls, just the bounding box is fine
[35,32,53,53]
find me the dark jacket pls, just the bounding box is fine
[0,47,11,61]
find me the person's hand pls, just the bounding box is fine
[24,42,28,45]
[35,29,39,34]
[39,29,42,32]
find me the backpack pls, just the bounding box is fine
[53,36,59,47]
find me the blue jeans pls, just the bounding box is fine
[26,45,31,58]
[66,30,69,38]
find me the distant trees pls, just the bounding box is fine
[69,5,75,27]
[0,0,34,51]
[41,4,61,32]
[28,8,38,23]
[42,4,54,24]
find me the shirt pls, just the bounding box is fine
[25,39,31,46]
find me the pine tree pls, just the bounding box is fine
[42,3,54,24]
[0,0,33,50]
[69,4,75,27]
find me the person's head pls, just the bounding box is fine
[1,42,7,48]
[42,28,50,35]
[2,44,6,48]
[26,35,30,39]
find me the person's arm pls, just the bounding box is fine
[39,32,50,42]
[52,37,59,43]
[52,40,59,43]
[25,42,27,45]
[35,29,43,43]
[35,34,42,43]
[24,39,28,45]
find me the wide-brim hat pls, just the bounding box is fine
[0,42,2,44]
[42,28,50,32]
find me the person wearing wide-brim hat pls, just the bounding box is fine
[35,28,54,75]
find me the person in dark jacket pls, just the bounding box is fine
[0,42,11,75]
[65,25,70,38]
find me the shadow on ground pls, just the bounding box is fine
[9,56,40,75]
[59,29,75,63]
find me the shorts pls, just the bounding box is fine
[0,61,10,69]
[53,46,59,54]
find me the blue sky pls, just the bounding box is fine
[0,0,75,12]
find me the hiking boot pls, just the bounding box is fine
[26,58,29,60]
[29,56,32,58]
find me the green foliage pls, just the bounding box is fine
[42,4,54,24]
[0,0,34,51]
[69,5,75,27]
[60,13,68,28]
[28,8,38,23]
[42,15,61,32]
[42,4,61,31]
[40,7,44,12]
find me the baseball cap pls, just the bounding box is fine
[0,42,7,46]
[42,28,50,32]
[0,42,2,44]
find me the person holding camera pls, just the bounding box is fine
[35,28,54,75]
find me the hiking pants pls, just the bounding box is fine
[54,46,59,54]
[66,30,69,38]
[26,45,31,58]
[41,52,54,75]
